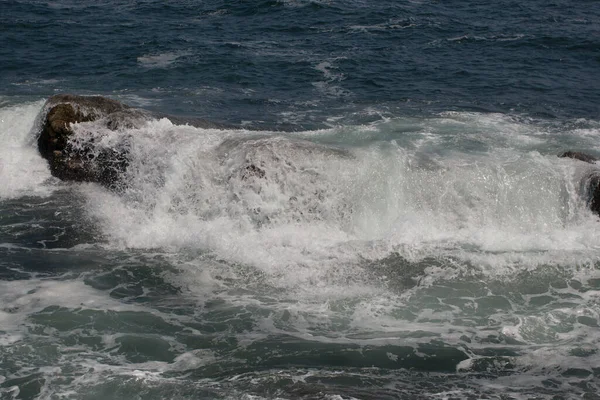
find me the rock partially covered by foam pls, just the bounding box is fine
[38,94,144,188]
[583,172,600,216]
[558,151,598,164]
[559,150,600,216]
[38,94,237,188]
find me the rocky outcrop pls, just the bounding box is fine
[37,94,143,188]
[38,94,239,188]
[558,151,598,164]
[585,172,600,216]
[559,150,600,216]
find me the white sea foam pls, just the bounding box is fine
[312,59,351,98]
[11,78,62,87]
[0,100,53,199]
[0,278,135,349]
[35,111,596,389]
[61,110,600,389]
[72,112,600,275]
[137,51,191,68]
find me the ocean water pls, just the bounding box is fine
[1,1,600,399]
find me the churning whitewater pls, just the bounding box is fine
[2,0,600,398]
[1,99,599,399]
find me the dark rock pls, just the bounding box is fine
[38,94,144,188]
[583,172,600,216]
[558,151,598,164]
[37,94,240,188]
[558,151,600,216]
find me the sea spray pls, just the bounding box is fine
[0,101,53,199]
[72,112,600,266]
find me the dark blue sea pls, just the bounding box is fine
[1,1,600,399]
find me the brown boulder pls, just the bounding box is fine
[37,94,239,189]
[37,94,141,188]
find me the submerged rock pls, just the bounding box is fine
[37,94,141,188]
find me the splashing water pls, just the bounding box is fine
[1,101,600,399]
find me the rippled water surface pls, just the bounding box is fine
[1,1,600,399]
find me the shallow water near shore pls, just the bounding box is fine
[2,1,600,399]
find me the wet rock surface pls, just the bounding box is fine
[37,95,240,189]
[37,94,140,188]
[558,151,598,164]
[584,172,600,216]
[559,150,600,216]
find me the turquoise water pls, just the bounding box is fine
[1,1,600,399]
